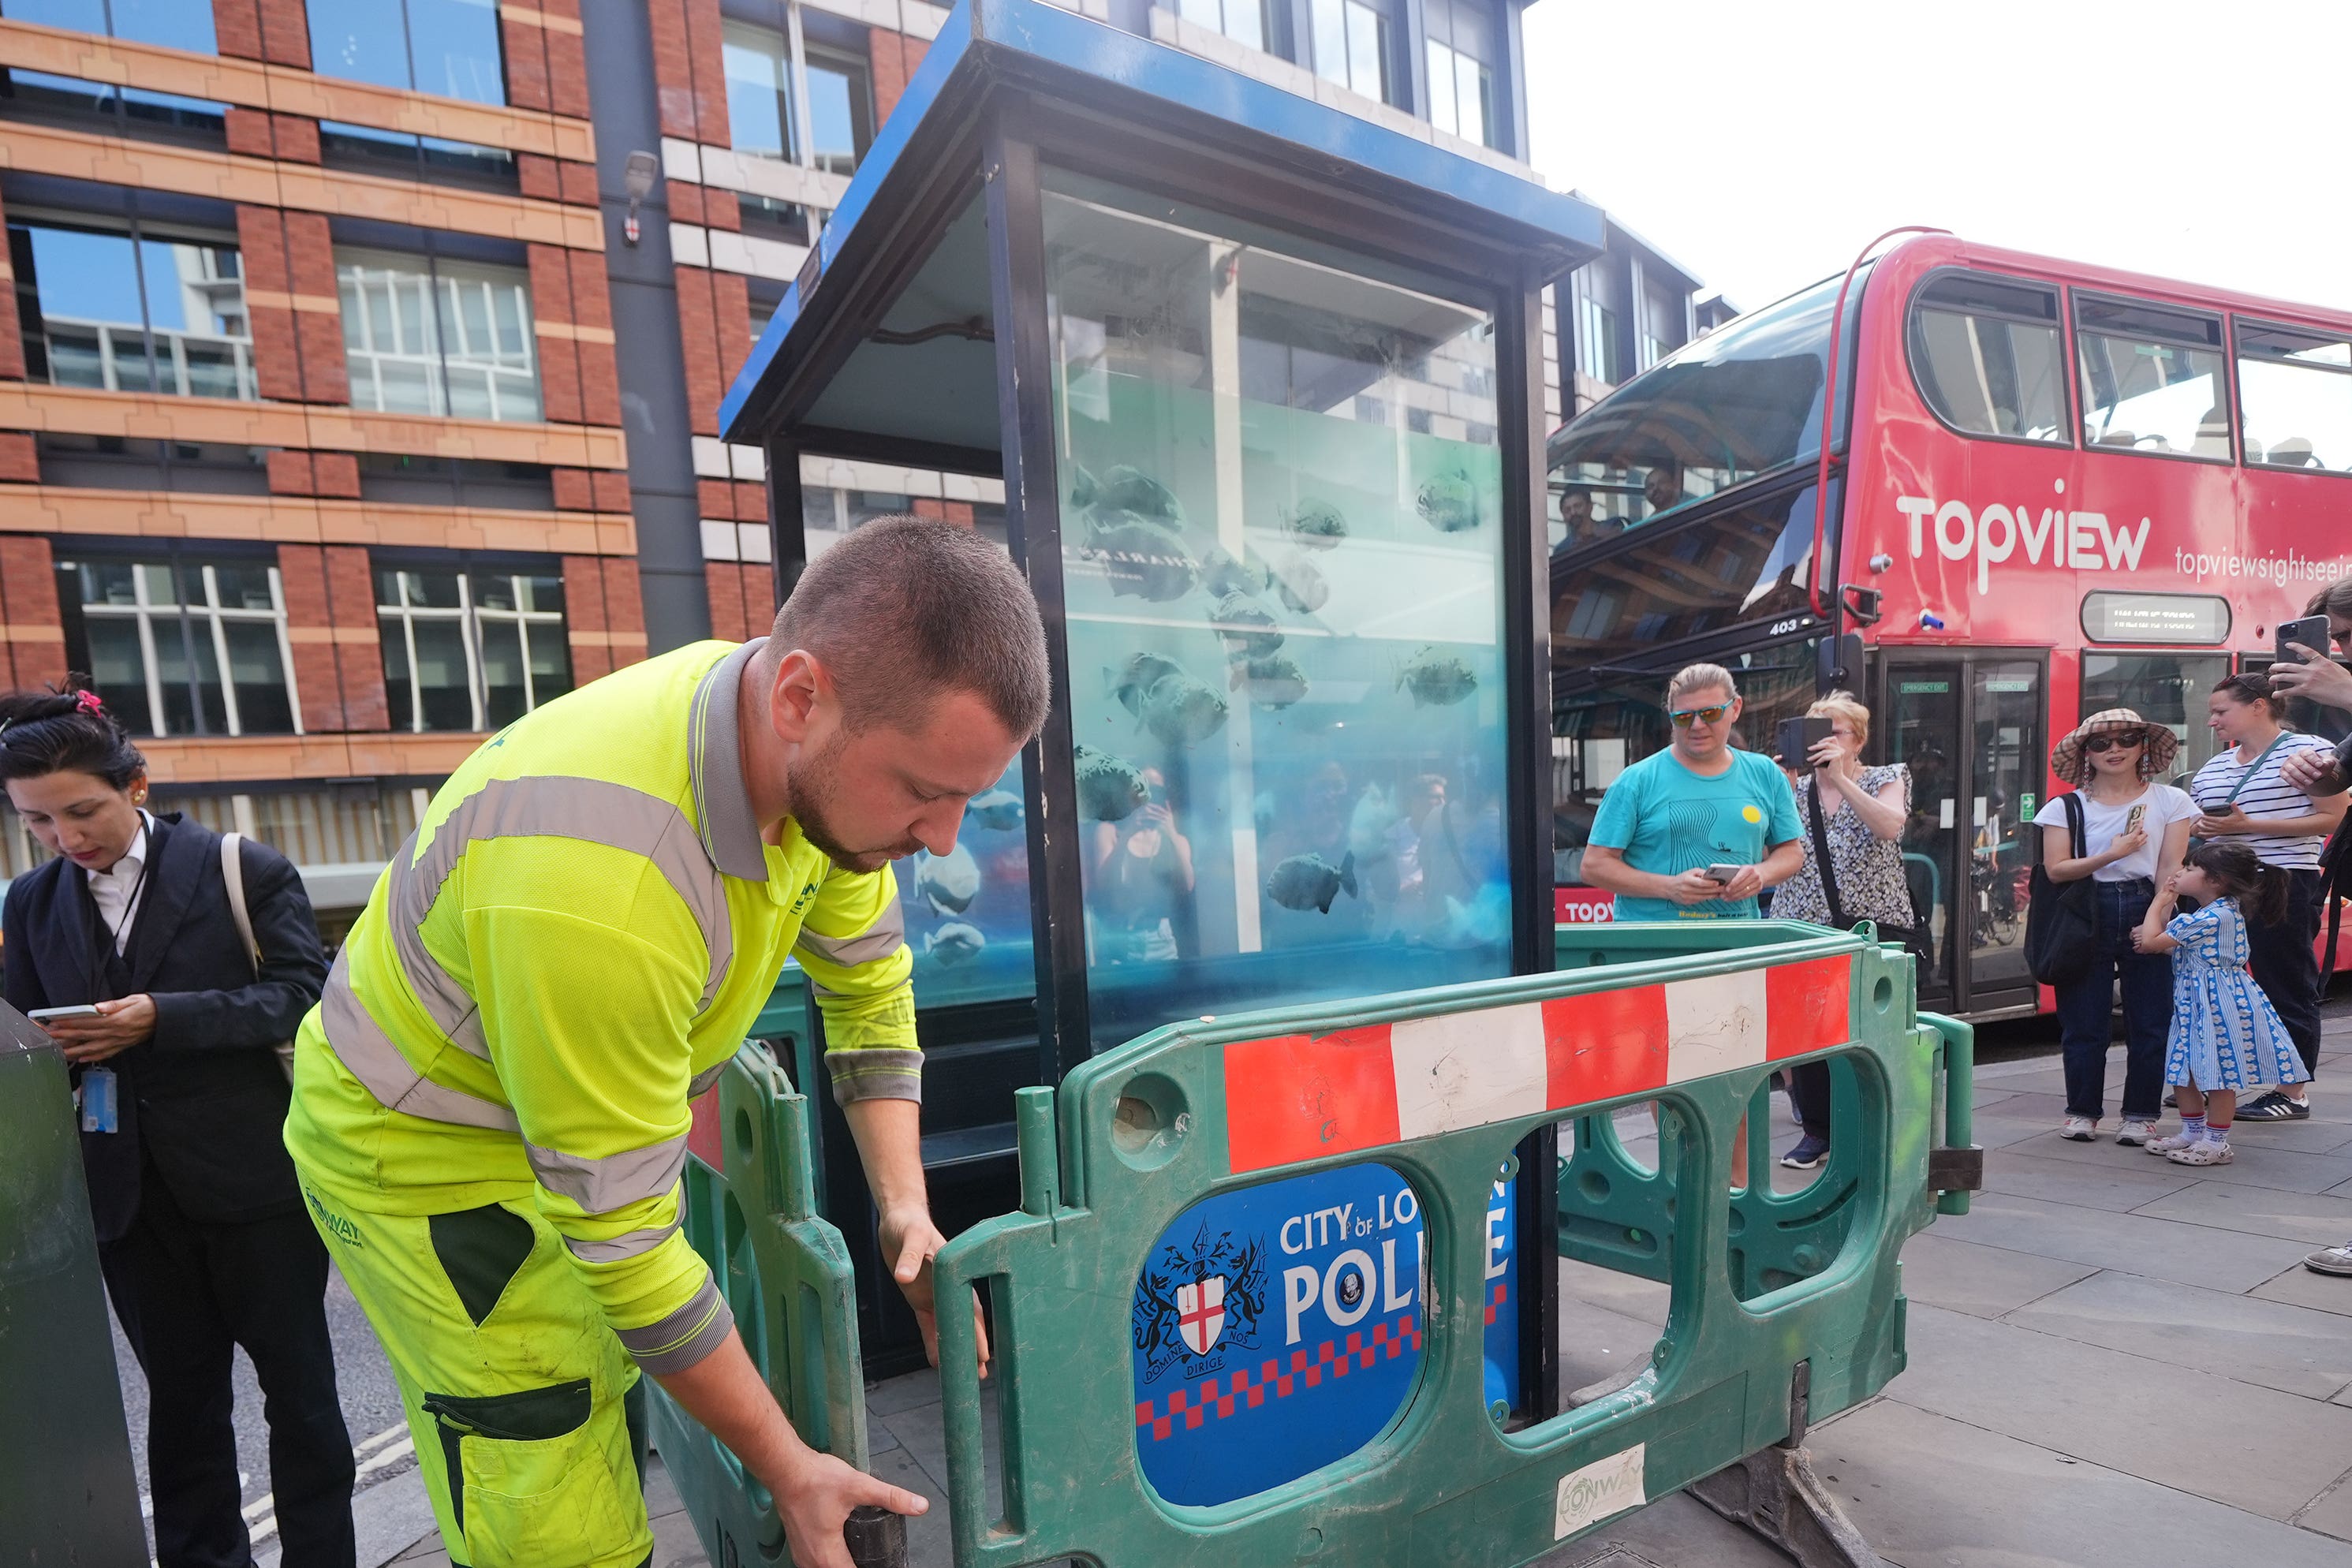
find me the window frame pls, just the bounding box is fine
[9,209,256,401]
[302,0,510,107]
[68,554,301,737]
[2069,286,2234,468]
[336,244,540,424]
[2230,313,2352,481]
[1901,265,2077,452]
[374,562,570,734]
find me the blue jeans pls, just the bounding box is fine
[2054,878,2171,1122]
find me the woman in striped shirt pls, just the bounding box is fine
[2189,674,2349,1119]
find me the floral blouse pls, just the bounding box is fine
[1772,765,1915,929]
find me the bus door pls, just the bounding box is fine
[1878,652,2047,1015]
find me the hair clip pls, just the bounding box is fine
[75,689,103,715]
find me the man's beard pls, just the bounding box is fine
[784,730,905,872]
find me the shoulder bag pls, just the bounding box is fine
[2024,793,2099,985]
[1805,775,1932,965]
[222,831,297,1082]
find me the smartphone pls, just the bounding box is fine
[2277,614,2331,665]
[1703,864,1743,883]
[2124,804,2145,836]
[28,1004,101,1021]
[1777,715,1834,770]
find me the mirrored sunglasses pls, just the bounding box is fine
[1670,704,1730,728]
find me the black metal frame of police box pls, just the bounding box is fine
[738,47,1574,1417]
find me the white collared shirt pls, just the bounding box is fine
[84,810,152,955]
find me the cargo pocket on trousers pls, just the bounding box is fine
[421,1379,635,1566]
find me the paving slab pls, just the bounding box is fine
[1558,1257,1673,1325]
[1535,1490,1797,1566]
[2302,1474,2352,1544]
[867,1365,942,1417]
[1558,1295,1670,1398]
[1894,1303,2352,1518]
[2007,1271,2352,1400]
[2131,1179,2352,1245]
[1895,1231,2097,1319]
[1812,1396,2352,1568]
[1931,1189,2315,1291]
[2254,1262,2352,1320]
[1986,1123,2352,1194]
[1981,1147,2198,1211]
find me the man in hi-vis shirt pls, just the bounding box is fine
[286,517,1047,1568]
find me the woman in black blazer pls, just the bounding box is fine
[2,681,355,1568]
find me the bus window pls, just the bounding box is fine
[1550,483,1820,667]
[1906,272,2069,443]
[1547,274,1856,539]
[2240,655,2352,745]
[2234,321,2352,473]
[2080,652,2228,784]
[2074,296,2230,460]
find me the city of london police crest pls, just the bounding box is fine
[1134,1223,1267,1381]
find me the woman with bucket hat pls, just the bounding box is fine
[2032,710,2197,1144]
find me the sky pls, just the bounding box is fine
[1522,0,2352,317]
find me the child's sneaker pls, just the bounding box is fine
[2060,1115,2097,1141]
[2145,1129,2201,1154]
[2116,1119,2157,1146]
[2166,1140,2233,1166]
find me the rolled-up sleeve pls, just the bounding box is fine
[791,865,920,1104]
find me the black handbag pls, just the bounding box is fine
[1805,776,1932,965]
[2024,792,2099,985]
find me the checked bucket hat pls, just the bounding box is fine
[2050,707,2178,786]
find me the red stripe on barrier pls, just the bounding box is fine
[1540,986,1670,1110]
[1223,1026,1402,1174]
[686,1086,724,1170]
[1765,958,1852,1062]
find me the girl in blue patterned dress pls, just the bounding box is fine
[2131,842,2307,1167]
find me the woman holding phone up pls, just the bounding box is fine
[2033,711,2197,1145]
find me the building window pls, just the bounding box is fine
[64,557,297,736]
[1421,0,1495,147]
[304,0,506,106]
[376,566,572,732]
[9,216,253,398]
[1570,266,1615,385]
[1,68,229,147]
[338,248,540,422]
[722,20,793,160]
[319,120,517,190]
[721,22,873,177]
[1177,0,1267,53]
[0,0,216,52]
[804,44,872,176]
[1309,0,1391,104]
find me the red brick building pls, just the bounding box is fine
[0,0,1667,911]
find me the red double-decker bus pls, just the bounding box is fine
[1546,232,2352,1020]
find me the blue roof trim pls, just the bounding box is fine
[719,0,1604,442]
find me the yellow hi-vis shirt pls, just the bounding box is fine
[284,638,917,1375]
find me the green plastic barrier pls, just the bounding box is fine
[649,1026,868,1565]
[1555,924,1977,1298]
[932,924,1931,1567]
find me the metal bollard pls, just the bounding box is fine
[844,1503,909,1567]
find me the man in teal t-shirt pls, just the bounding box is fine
[1583,663,1805,921]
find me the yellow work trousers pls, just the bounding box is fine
[295,1170,654,1568]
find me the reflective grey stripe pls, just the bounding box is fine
[392,776,737,1033]
[564,1219,682,1264]
[319,950,519,1133]
[686,1061,728,1098]
[793,889,908,969]
[525,1134,689,1214]
[618,1275,735,1375]
[691,640,771,880]
[824,1047,924,1106]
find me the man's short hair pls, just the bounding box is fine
[1667,663,1738,707]
[771,514,1049,739]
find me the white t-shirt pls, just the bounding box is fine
[2033,785,2197,882]
[2188,732,2337,871]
